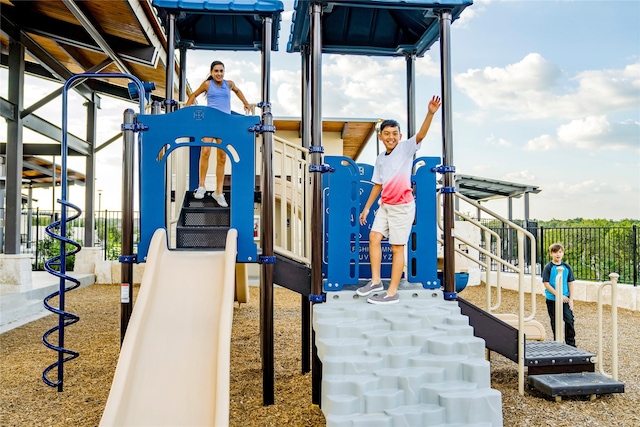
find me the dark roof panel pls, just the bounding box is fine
[152,0,284,51]
[287,0,472,56]
[454,174,541,202]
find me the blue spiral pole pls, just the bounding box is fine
[42,73,146,391]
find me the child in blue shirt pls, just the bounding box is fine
[542,242,576,347]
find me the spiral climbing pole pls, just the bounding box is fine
[41,201,82,390]
[41,72,148,391]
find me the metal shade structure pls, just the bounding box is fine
[455,174,541,202]
[152,0,283,51]
[287,0,472,56]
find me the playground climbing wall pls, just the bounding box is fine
[314,288,503,427]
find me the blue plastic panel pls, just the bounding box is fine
[323,155,441,291]
[322,156,361,290]
[287,0,472,56]
[408,157,440,288]
[152,0,284,51]
[136,106,259,263]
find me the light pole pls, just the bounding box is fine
[97,189,103,242]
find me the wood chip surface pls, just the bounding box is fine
[1,283,638,426]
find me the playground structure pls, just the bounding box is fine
[20,0,624,426]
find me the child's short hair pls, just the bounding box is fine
[549,243,565,253]
[378,119,401,134]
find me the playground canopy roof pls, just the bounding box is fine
[152,0,284,51]
[287,0,472,56]
[15,155,85,188]
[274,118,378,160]
[454,174,541,202]
[0,0,179,101]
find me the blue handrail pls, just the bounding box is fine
[42,73,147,391]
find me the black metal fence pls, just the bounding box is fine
[480,220,638,286]
[4,208,638,285]
[6,208,140,270]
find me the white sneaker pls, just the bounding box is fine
[211,191,228,207]
[194,186,206,199]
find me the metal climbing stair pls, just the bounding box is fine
[458,297,624,400]
[176,190,231,250]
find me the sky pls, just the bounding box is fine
[2,0,639,220]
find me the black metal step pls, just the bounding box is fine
[528,372,624,400]
[525,341,595,375]
[176,190,231,249]
[180,207,230,227]
[458,297,519,362]
[176,225,228,249]
[274,252,311,297]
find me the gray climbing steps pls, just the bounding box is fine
[314,289,503,427]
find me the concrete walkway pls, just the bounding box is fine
[0,271,95,334]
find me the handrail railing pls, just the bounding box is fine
[272,135,311,265]
[437,190,536,395]
[598,272,620,380]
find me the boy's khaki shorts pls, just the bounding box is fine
[371,201,415,245]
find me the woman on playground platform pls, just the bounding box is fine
[185,60,253,207]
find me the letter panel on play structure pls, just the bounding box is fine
[136,106,259,263]
[322,155,440,291]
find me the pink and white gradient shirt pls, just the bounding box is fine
[372,135,420,205]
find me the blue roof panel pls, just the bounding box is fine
[287,0,473,56]
[152,0,284,51]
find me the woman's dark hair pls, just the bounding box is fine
[379,119,401,134]
[206,60,225,81]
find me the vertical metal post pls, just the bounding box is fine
[26,185,33,248]
[165,12,176,112]
[260,16,275,407]
[438,10,456,298]
[300,43,312,376]
[554,266,565,343]
[52,156,56,213]
[120,109,136,343]
[301,45,311,150]
[179,46,187,102]
[84,95,98,247]
[633,225,637,287]
[507,197,513,263]
[5,37,24,254]
[405,52,416,138]
[310,1,324,405]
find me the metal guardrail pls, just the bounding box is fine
[438,191,537,395]
[272,135,311,264]
[480,220,638,286]
[12,209,140,269]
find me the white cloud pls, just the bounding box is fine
[455,54,640,121]
[275,82,301,116]
[557,116,640,151]
[502,170,536,183]
[522,116,640,152]
[455,53,561,112]
[415,55,439,78]
[524,134,556,151]
[454,0,491,28]
[486,134,512,147]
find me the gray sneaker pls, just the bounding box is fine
[367,292,399,305]
[211,191,228,207]
[356,281,383,296]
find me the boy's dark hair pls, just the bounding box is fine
[378,119,401,134]
[549,243,565,253]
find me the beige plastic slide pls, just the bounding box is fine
[100,228,238,427]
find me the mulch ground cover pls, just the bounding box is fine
[1,282,638,426]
